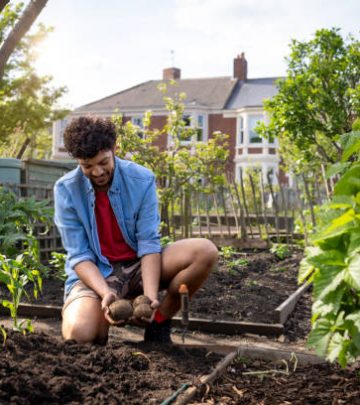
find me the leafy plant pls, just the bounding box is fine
[219,246,237,261]
[48,251,67,281]
[0,187,52,262]
[0,253,41,333]
[300,130,360,366]
[270,243,291,260]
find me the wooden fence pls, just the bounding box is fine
[160,173,328,247]
[1,173,327,258]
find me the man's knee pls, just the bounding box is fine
[62,303,109,344]
[195,238,219,267]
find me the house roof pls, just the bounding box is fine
[74,77,238,113]
[225,77,280,109]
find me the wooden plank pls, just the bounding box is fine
[0,303,62,318]
[172,317,284,336]
[273,282,312,324]
[0,303,283,336]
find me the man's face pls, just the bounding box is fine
[78,149,115,189]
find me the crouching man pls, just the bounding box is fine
[54,116,218,345]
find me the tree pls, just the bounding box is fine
[0,1,67,158]
[0,0,48,80]
[114,82,229,236]
[258,28,360,175]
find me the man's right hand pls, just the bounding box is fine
[101,291,126,326]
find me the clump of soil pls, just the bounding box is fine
[194,356,360,404]
[0,330,222,404]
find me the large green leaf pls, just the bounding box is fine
[334,164,360,196]
[345,254,360,290]
[326,162,351,178]
[313,267,345,300]
[341,130,360,162]
[312,288,345,317]
[348,231,360,255]
[307,317,334,356]
[327,332,349,366]
[307,249,346,268]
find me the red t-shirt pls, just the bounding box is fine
[95,190,137,262]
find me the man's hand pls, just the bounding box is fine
[101,291,126,326]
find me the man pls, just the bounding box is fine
[54,116,218,345]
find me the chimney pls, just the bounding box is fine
[163,67,181,80]
[233,52,247,81]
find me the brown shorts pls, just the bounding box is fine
[63,259,143,313]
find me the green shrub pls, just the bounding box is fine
[300,131,360,366]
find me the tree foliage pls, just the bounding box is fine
[259,28,360,175]
[0,1,67,158]
[114,82,229,234]
[300,130,360,366]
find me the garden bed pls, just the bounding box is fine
[0,329,222,404]
[2,249,312,342]
[190,355,360,404]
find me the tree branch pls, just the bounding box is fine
[0,0,48,80]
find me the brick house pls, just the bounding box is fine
[52,53,288,185]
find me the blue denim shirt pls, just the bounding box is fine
[54,157,161,294]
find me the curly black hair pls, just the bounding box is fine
[63,116,117,159]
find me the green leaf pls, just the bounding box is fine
[346,312,360,332]
[334,164,360,196]
[345,254,360,289]
[313,266,345,300]
[312,288,345,317]
[1,300,13,309]
[327,332,349,366]
[326,162,351,178]
[307,317,333,356]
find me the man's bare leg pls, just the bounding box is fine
[158,238,218,318]
[62,297,109,344]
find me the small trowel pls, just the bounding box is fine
[178,284,189,344]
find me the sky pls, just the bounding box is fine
[33,0,360,109]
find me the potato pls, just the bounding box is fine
[108,299,133,321]
[133,303,153,319]
[133,295,151,308]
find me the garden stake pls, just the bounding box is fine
[178,284,189,343]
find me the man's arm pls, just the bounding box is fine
[141,253,161,309]
[75,261,120,323]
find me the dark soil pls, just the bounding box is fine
[4,249,312,342]
[193,356,360,404]
[192,250,303,323]
[0,329,222,405]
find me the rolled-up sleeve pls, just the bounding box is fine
[54,182,96,272]
[135,176,161,257]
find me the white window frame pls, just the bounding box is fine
[168,112,207,146]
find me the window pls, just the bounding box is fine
[249,115,264,143]
[59,119,69,147]
[131,116,144,138]
[196,114,204,142]
[238,116,244,144]
[177,113,205,143]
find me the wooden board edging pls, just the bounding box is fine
[172,317,284,336]
[0,304,283,337]
[273,282,312,324]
